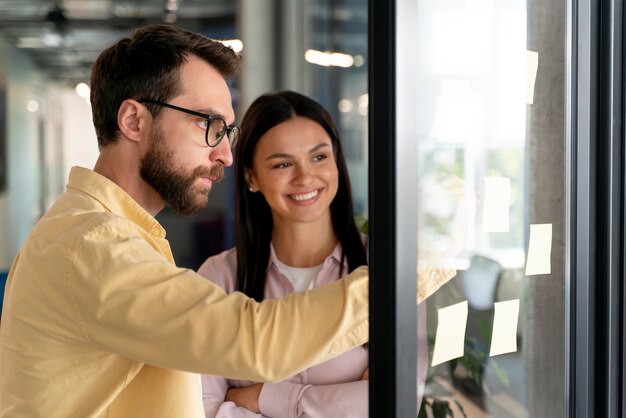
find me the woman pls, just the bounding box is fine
[198,91,427,417]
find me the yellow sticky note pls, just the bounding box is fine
[526,50,539,104]
[489,299,520,357]
[525,223,552,275]
[431,301,468,366]
[482,177,511,232]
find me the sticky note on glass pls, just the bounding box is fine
[525,223,552,275]
[432,301,468,366]
[482,177,511,232]
[526,50,539,104]
[489,299,520,357]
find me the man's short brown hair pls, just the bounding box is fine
[90,24,241,148]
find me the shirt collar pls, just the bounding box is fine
[267,240,344,271]
[66,166,166,238]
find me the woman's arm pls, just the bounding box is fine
[257,380,368,418]
[202,375,266,418]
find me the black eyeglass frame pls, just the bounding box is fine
[138,98,239,148]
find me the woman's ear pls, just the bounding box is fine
[117,99,149,143]
[244,167,258,192]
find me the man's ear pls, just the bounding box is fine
[117,99,149,143]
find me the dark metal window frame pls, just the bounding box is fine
[368,0,419,417]
[568,0,624,416]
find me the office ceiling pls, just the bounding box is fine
[0,0,236,86]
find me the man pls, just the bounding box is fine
[0,25,369,417]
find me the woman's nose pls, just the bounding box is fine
[293,164,315,185]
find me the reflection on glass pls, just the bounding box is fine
[415,0,564,416]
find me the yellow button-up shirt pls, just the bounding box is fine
[0,167,369,418]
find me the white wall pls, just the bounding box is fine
[59,90,98,180]
[0,36,45,269]
[0,37,98,270]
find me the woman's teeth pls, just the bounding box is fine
[292,190,318,201]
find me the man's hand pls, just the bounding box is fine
[225,384,263,414]
[417,265,456,304]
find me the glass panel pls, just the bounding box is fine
[302,0,369,219]
[414,0,566,416]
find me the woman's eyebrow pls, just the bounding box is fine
[309,143,331,153]
[265,153,292,161]
[265,143,331,161]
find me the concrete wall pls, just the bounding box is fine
[525,0,566,415]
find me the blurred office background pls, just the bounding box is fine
[0,0,368,271]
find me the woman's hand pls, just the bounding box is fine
[360,367,369,380]
[225,384,263,413]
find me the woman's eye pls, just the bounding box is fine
[313,153,328,162]
[273,162,291,169]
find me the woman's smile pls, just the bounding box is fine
[289,189,321,203]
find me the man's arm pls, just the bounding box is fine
[72,235,369,383]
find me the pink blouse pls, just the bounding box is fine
[197,238,428,418]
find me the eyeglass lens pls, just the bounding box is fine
[206,118,239,148]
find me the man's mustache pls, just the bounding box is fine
[193,165,225,183]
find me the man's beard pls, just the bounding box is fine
[140,127,224,216]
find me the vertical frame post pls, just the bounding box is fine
[368,0,418,416]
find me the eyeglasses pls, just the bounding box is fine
[138,98,239,148]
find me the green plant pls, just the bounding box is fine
[418,396,467,418]
[355,215,368,234]
[419,323,509,418]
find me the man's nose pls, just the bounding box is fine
[210,137,233,166]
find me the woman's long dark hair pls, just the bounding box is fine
[235,91,367,301]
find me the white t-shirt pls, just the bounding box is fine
[274,258,324,292]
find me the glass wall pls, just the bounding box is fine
[300,0,568,414]
[413,0,565,416]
